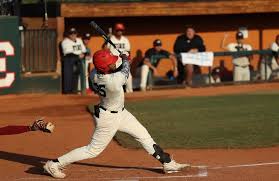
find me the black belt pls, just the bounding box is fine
[99,106,124,113]
[235,65,249,68]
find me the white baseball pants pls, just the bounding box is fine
[140,64,150,90]
[58,108,156,166]
[233,66,250,81]
[126,72,133,93]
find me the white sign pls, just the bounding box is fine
[181,52,214,67]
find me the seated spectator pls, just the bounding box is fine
[174,26,206,86]
[140,39,178,91]
[221,32,252,82]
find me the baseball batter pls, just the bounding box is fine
[43,50,189,179]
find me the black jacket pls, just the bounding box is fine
[173,34,206,54]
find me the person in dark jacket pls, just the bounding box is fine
[174,26,206,86]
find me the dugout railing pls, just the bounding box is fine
[147,49,276,89]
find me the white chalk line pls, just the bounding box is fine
[98,174,206,180]
[210,161,279,170]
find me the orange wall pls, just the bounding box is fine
[87,30,279,73]
[64,13,279,72]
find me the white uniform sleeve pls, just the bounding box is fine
[79,39,87,53]
[271,42,279,52]
[125,37,131,52]
[114,57,130,85]
[61,39,73,55]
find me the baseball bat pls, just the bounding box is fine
[90,21,122,55]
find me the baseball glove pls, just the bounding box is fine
[30,118,55,133]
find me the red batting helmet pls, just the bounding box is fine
[93,49,118,74]
[114,23,125,31]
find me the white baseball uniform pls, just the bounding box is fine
[271,42,279,70]
[227,43,252,81]
[108,35,133,93]
[61,38,86,56]
[57,58,156,167]
[260,42,279,80]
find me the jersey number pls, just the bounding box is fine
[0,42,15,88]
[94,84,106,97]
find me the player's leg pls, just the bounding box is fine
[72,58,80,93]
[233,66,242,81]
[44,111,120,178]
[140,64,149,91]
[242,67,250,81]
[185,64,193,86]
[118,109,189,173]
[126,72,133,93]
[85,61,90,91]
[62,57,73,94]
[260,60,272,80]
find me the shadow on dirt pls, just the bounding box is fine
[0,151,163,175]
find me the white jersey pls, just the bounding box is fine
[227,43,252,66]
[108,35,130,56]
[271,42,279,52]
[92,58,130,111]
[270,42,279,70]
[61,37,86,56]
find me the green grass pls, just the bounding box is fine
[114,93,279,149]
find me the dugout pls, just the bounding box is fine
[2,0,279,94]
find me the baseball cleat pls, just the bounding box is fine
[43,160,66,179]
[30,118,55,133]
[163,160,190,173]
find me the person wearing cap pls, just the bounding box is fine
[61,27,86,94]
[140,39,178,91]
[174,26,206,86]
[106,23,133,93]
[221,31,253,82]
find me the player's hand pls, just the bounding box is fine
[120,51,129,59]
[189,49,198,53]
[120,53,128,60]
[79,53,85,59]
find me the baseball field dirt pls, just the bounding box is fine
[1,82,279,181]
